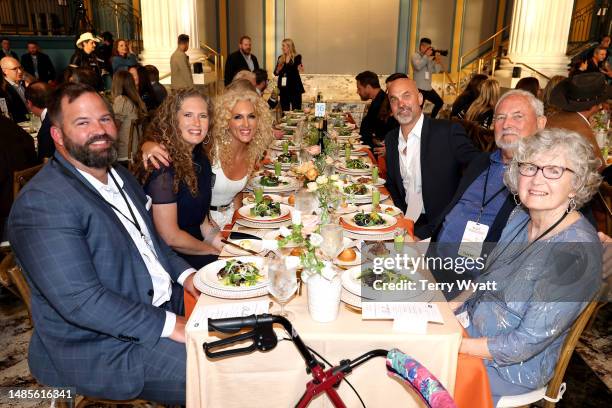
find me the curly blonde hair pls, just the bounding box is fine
[504,128,602,209]
[209,86,273,173]
[135,87,212,196]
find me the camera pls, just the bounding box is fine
[432,49,448,57]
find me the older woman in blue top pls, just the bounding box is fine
[455,128,602,404]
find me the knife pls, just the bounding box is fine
[221,239,261,256]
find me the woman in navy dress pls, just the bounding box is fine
[137,88,221,269]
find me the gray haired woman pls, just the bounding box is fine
[455,128,602,404]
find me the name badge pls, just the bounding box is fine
[457,220,489,260]
[315,102,326,117]
[425,71,430,80]
[281,76,287,87]
[456,311,470,328]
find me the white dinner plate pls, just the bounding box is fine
[238,203,292,222]
[197,256,267,292]
[242,193,287,206]
[358,204,402,217]
[351,176,386,187]
[271,140,300,151]
[249,175,298,192]
[341,212,398,230]
[223,239,265,256]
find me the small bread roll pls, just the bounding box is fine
[338,248,357,262]
[290,247,304,256]
[288,194,296,205]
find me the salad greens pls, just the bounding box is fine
[217,260,263,287]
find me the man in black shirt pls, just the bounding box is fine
[355,71,399,152]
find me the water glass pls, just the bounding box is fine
[320,224,344,260]
[295,190,318,215]
[267,258,298,317]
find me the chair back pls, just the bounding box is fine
[13,163,44,200]
[596,182,612,236]
[542,289,604,408]
[127,115,148,163]
[0,253,32,322]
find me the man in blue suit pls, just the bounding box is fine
[8,82,199,404]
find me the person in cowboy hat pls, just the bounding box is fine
[68,32,104,90]
[546,72,612,165]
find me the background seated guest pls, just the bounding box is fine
[8,83,195,404]
[514,76,540,98]
[465,78,500,129]
[111,70,147,163]
[145,65,168,105]
[233,69,257,86]
[24,80,53,161]
[0,115,37,240]
[456,128,602,405]
[0,56,29,122]
[111,38,138,73]
[69,32,104,90]
[130,65,160,111]
[136,88,221,269]
[21,41,56,83]
[356,70,399,152]
[142,83,273,228]
[1,37,18,59]
[451,74,487,119]
[546,72,609,165]
[384,78,480,238]
[541,75,566,117]
[254,68,278,109]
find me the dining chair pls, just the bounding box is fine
[0,252,32,323]
[596,181,612,236]
[13,162,45,201]
[496,287,604,408]
[127,115,148,164]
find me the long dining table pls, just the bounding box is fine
[183,114,493,408]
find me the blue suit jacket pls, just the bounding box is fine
[8,153,191,400]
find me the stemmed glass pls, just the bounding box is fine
[320,224,344,261]
[267,258,298,317]
[294,190,318,215]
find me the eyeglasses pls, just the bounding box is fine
[518,162,575,179]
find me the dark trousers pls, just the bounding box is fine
[137,283,186,405]
[419,88,444,118]
[280,89,302,111]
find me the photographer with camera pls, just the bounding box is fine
[411,37,445,118]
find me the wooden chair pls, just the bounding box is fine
[497,288,604,407]
[596,181,612,236]
[127,115,148,164]
[13,162,45,201]
[0,253,32,322]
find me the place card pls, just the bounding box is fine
[362,302,443,324]
[187,300,270,332]
[315,102,326,117]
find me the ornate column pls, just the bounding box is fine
[496,0,573,85]
[139,0,205,78]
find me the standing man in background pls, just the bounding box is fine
[411,37,444,118]
[224,36,259,86]
[21,41,56,83]
[170,34,193,90]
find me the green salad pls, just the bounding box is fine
[277,152,298,164]
[249,197,281,217]
[358,267,412,287]
[217,260,263,287]
[338,128,352,136]
[260,174,287,187]
[346,159,369,169]
[353,211,386,227]
[344,183,368,195]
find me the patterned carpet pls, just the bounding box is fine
[0,288,609,407]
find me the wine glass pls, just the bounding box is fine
[320,224,344,260]
[267,258,298,317]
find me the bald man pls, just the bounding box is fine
[0,56,29,122]
[384,78,480,238]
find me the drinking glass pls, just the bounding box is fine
[267,258,298,317]
[320,224,344,260]
[294,190,318,215]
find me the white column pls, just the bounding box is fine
[497,0,573,85]
[139,0,206,77]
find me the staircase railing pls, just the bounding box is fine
[199,42,223,95]
[93,0,142,52]
[457,25,509,89]
[568,1,596,44]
